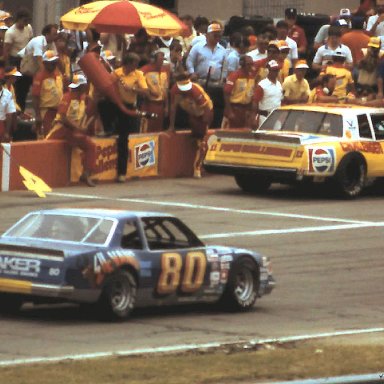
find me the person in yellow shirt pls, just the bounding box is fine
[282,60,310,104]
[111,52,149,182]
[277,40,291,83]
[322,51,355,100]
[31,50,63,137]
[140,50,170,132]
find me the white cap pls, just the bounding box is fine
[176,79,193,91]
[69,73,87,88]
[340,8,351,17]
[267,60,280,69]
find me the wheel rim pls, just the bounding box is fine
[110,278,131,312]
[234,268,254,301]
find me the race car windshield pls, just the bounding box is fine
[4,213,115,245]
[260,110,343,137]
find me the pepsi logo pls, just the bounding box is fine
[308,147,335,173]
[135,140,155,169]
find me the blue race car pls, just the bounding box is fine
[0,209,275,320]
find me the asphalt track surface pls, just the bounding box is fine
[1,175,384,363]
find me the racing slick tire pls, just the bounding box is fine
[332,154,366,199]
[219,257,259,312]
[235,174,271,194]
[97,270,137,321]
[0,293,23,314]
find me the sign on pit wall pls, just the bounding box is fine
[71,136,159,182]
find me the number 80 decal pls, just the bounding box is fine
[157,251,207,294]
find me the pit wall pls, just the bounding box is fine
[0,131,208,192]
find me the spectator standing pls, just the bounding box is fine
[32,50,63,138]
[4,66,21,112]
[285,8,307,56]
[276,20,298,68]
[277,40,291,83]
[111,52,149,183]
[222,54,255,128]
[169,72,213,178]
[223,32,250,78]
[186,23,226,84]
[366,5,384,38]
[177,15,196,55]
[359,36,382,95]
[252,60,283,128]
[282,60,310,104]
[46,74,97,187]
[247,29,269,61]
[18,24,59,112]
[190,16,209,47]
[312,25,353,72]
[168,42,184,84]
[140,51,170,132]
[0,67,16,142]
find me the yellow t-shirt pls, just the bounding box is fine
[114,67,148,104]
[323,65,353,98]
[282,74,310,101]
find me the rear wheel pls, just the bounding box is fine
[97,270,137,321]
[220,258,259,311]
[235,174,271,193]
[332,155,366,198]
[0,294,23,314]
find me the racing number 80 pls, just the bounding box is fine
[157,252,207,294]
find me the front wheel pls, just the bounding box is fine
[332,155,366,198]
[219,258,259,311]
[235,174,271,193]
[97,270,137,321]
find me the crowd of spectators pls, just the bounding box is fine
[0,1,384,184]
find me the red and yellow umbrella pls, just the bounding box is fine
[61,0,187,36]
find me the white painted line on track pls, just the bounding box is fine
[48,192,373,225]
[200,222,384,239]
[0,327,383,367]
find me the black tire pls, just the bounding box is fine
[235,174,271,193]
[220,258,259,311]
[0,293,23,314]
[332,154,366,198]
[97,270,137,321]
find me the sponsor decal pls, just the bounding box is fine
[308,147,336,173]
[0,256,40,278]
[341,141,383,154]
[210,271,220,287]
[94,142,118,174]
[135,140,156,170]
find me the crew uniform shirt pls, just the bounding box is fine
[114,67,148,105]
[140,63,169,101]
[4,24,33,57]
[31,69,63,109]
[312,44,353,67]
[186,42,226,82]
[254,78,283,112]
[0,87,16,119]
[170,82,213,117]
[282,74,310,102]
[224,68,256,105]
[323,64,354,98]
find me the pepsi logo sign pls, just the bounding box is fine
[135,140,155,169]
[308,147,336,173]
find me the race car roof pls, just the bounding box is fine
[279,104,384,115]
[31,209,175,220]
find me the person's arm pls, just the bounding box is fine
[367,14,384,35]
[313,25,328,51]
[311,49,323,72]
[297,29,307,55]
[223,74,236,120]
[186,45,198,80]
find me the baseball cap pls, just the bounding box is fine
[69,73,87,88]
[333,50,346,58]
[42,50,59,62]
[295,60,309,69]
[277,40,290,51]
[268,40,280,49]
[176,79,193,91]
[207,23,222,33]
[5,67,22,77]
[285,8,297,18]
[336,19,349,27]
[368,36,381,49]
[339,8,351,17]
[267,60,280,69]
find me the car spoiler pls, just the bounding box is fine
[215,130,302,144]
[0,243,65,258]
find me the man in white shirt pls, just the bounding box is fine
[276,20,298,68]
[0,68,16,142]
[366,6,384,38]
[247,29,269,61]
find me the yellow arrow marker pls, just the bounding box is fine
[19,166,52,198]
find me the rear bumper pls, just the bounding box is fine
[204,161,298,182]
[0,278,98,303]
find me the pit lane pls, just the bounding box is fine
[0,175,383,362]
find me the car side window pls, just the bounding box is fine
[358,114,372,139]
[121,220,143,250]
[370,114,384,140]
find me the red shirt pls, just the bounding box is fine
[341,30,370,64]
[288,25,307,51]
